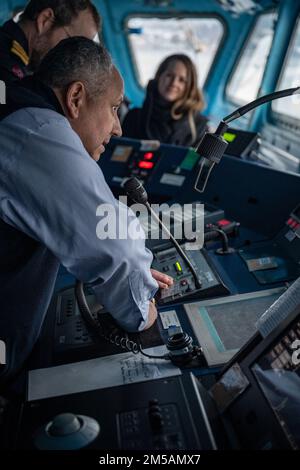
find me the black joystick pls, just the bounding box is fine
[167,331,203,366]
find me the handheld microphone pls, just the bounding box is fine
[124,177,202,289]
[194,87,300,193]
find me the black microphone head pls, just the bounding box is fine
[196,132,228,164]
[124,177,148,204]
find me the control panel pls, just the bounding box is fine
[15,374,216,450]
[239,203,300,285]
[118,400,186,450]
[140,201,225,247]
[224,127,259,159]
[44,287,163,365]
[99,137,155,191]
[152,246,229,305]
[105,140,161,184]
[128,149,159,182]
[99,137,201,199]
[11,281,300,451]
[285,203,300,243]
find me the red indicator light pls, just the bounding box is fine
[291,220,298,229]
[138,161,154,170]
[143,152,154,160]
[217,219,231,227]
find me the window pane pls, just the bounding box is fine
[127,17,224,87]
[272,19,300,121]
[227,12,277,105]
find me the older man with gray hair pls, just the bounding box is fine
[0,37,172,383]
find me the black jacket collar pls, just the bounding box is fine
[0,76,65,122]
[2,19,29,55]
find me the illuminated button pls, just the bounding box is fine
[287,218,294,226]
[144,152,154,160]
[217,219,231,227]
[174,261,182,274]
[290,220,298,229]
[138,161,154,170]
[180,279,188,286]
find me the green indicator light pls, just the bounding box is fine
[223,132,237,143]
[175,261,182,273]
[180,149,200,171]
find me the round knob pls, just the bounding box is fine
[48,413,81,436]
[34,413,100,450]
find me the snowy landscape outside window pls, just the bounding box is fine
[273,17,300,121]
[127,16,224,88]
[227,12,277,105]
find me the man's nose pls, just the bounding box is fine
[113,116,122,137]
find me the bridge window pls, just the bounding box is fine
[272,18,300,122]
[227,12,277,105]
[127,16,224,88]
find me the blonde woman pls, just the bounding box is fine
[123,54,208,146]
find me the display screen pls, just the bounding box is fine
[111,145,133,162]
[185,288,284,366]
[252,315,300,449]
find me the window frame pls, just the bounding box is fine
[271,16,300,130]
[225,9,277,107]
[124,12,227,92]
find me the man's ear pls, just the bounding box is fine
[65,82,86,119]
[36,8,55,35]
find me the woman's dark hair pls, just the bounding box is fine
[21,0,101,30]
[154,54,205,142]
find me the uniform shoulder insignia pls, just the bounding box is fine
[10,40,29,66]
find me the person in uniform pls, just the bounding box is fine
[0,0,100,84]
